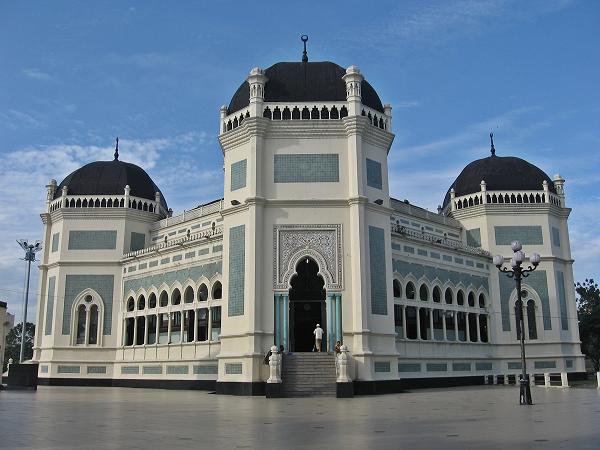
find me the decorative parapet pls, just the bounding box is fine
[220,102,389,134]
[123,225,223,259]
[150,199,223,231]
[391,224,490,258]
[49,193,167,217]
[448,189,562,213]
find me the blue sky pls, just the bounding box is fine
[1,0,598,321]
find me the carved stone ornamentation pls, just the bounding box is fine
[273,224,342,290]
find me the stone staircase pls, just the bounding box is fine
[281,352,337,397]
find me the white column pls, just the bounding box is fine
[442,310,447,340]
[144,315,149,345]
[132,315,138,346]
[84,308,90,346]
[167,313,172,344]
[416,307,421,340]
[465,313,470,342]
[429,308,434,340]
[193,309,198,342]
[476,314,481,342]
[155,314,160,345]
[402,306,407,339]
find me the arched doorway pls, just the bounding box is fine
[289,258,326,352]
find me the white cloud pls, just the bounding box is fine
[21,68,53,81]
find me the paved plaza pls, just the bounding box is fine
[1,385,599,449]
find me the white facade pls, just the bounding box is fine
[1,302,15,372]
[32,60,584,393]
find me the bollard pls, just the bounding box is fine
[267,346,281,384]
[596,372,599,389]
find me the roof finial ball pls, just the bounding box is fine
[490,132,496,157]
[114,137,119,161]
[301,35,309,63]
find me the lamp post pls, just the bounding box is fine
[16,239,42,363]
[493,241,541,405]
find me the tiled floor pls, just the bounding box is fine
[0,385,599,449]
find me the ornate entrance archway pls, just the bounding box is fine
[288,258,326,352]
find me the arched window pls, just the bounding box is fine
[127,297,135,312]
[445,288,453,304]
[393,280,402,298]
[527,299,537,340]
[73,292,103,346]
[212,281,222,300]
[198,283,209,301]
[137,295,145,310]
[433,286,441,303]
[184,286,194,304]
[406,282,415,300]
[159,291,168,307]
[468,292,475,307]
[148,293,157,308]
[419,284,428,301]
[171,288,181,305]
[457,290,465,306]
[478,293,485,308]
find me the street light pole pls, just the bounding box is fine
[493,241,541,406]
[17,239,42,363]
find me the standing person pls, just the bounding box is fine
[334,340,342,354]
[313,324,324,352]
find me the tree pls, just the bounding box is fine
[3,322,35,372]
[576,279,600,372]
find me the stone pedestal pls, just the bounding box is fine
[6,363,39,391]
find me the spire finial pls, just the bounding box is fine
[114,137,119,161]
[490,132,496,156]
[301,35,309,62]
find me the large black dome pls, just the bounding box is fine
[443,153,555,207]
[55,159,167,209]
[228,61,384,115]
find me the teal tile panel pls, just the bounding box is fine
[51,233,60,252]
[534,361,556,369]
[556,271,569,330]
[565,359,573,368]
[495,226,543,245]
[452,363,471,372]
[185,251,195,259]
[68,230,117,250]
[198,248,209,255]
[475,362,493,371]
[123,261,222,293]
[143,365,162,375]
[507,361,522,370]
[430,252,440,259]
[166,365,189,375]
[45,276,56,335]
[366,158,382,189]
[398,363,421,372]
[552,227,561,247]
[404,246,414,254]
[87,366,107,374]
[63,275,114,335]
[426,363,447,372]
[149,260,158,267]
[193,365,218,374]
[225,363,243,374]
[213,245,223,253]
[40,365,49,373]
[121,366,139,374]
[130,232,146,252]
[274,154,339,183]
[417,249,428,256]
[466,228,481,247]
[228,225,245,316]
[172,255,182,262]
[138,263,147,270]
[231,159,247,191]
[374,361,391,372]
[369,226,387,315]
[57,365,80,374]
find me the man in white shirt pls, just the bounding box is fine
[313,324,324,352]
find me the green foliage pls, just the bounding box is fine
[3,322,35,372]
[576,279,600,372]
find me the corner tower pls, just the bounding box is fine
[216,54,397,392]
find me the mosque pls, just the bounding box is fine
[32,44,584,395]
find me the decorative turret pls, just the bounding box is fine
[246,67,267,117]
[342,65,363,116]
[46,179,57,210]
[553,173,566,206]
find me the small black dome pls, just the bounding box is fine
[443,154,555,207]
[228,61,384,115]
[55,160,167,209]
